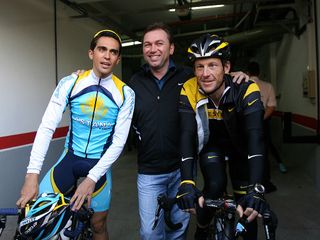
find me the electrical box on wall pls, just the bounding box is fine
[302,69,316,99]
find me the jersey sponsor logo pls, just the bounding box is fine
[248,99,258,106]
[81,95,108,120]
[74,117,114,130]
[208,109,223,120]
[182,157,193,162]
[228,107,235,112]
[248,154,263,159]
[176,192,190,199]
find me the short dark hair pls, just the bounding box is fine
[90,29,122,55]
[247,61,260,76]
[143,22,173,44]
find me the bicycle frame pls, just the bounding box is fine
[205,198,242,240]
[154,194,277,240]
[205,198,277,240]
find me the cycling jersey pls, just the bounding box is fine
[179,74,265,185]
[27,70,135,182]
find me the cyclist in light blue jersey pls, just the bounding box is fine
[16,29,135,240]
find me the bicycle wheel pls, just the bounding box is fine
[206,222,216,240]
[214,217,225,240]
[75,226,93,240]
[211,217,236,240]
[205,217,224,240]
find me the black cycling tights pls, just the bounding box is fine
[197,152,227,226]
[196,152,258,240]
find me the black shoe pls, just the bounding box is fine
[264,182,277,193]
[194,226,209,240]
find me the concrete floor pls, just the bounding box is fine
[1,149,320,239]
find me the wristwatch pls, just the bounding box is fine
[254,183,265,194]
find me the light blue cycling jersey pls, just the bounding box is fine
[27,70,135,182]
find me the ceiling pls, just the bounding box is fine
[59,0,301,55]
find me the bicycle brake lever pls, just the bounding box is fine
[152,200,161,230]
[152,194,182,231]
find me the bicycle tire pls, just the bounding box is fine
[76,228,93,240]
[205,218,224,240]
[207,216,237,240]
[214,217,227,240]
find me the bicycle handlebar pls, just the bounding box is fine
[0,208,20,237]
[205,198,248,237]
[155,195,277,240]
[0,208,19,216]
[205,198,277,240]
[152,194,182,231]
[204,198,237,211]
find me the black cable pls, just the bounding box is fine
[54,0,58,85]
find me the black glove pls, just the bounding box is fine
[176,181,202,210]
[238,184,268,214]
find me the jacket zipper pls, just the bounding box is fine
[84,78,101,157]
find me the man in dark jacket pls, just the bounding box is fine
[128,22,192,240]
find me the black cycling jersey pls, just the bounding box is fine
[201,100,232,153]
[179,74,265,187]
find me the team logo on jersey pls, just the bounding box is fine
[228,107,235,112]
[248,99,258,106]
[81,94,108,120]
[208,109,223,120]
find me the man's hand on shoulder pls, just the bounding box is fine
[73,70,86,76]
[230,71,250,84]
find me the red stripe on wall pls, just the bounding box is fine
[272,111,283,117]
[0,112,318,150]
[292,114,318,130]
[0,126,68,150]
[273,111,318,130]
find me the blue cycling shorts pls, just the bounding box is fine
[39,150,112,212]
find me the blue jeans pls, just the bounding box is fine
[138,169,190,240]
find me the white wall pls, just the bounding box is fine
[0,0,122,137]
[0,0,56,136]
[251,0,320,189]
[253,0,318,120]
[275,33,317,117]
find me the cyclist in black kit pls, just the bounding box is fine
[176,34,268,240]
